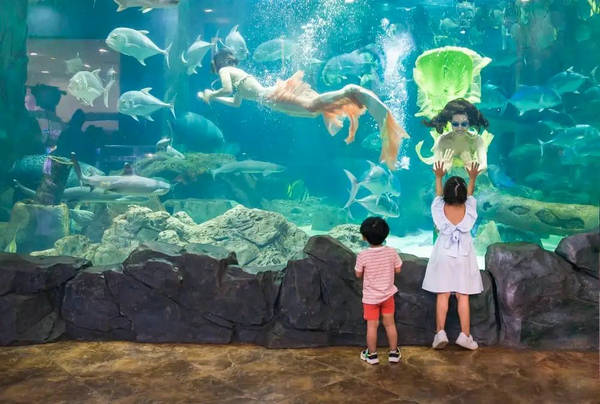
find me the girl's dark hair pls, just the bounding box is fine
[443,176,467,205]
[423,98,489,134]
[360,217,390,245]
[211,48,238,73]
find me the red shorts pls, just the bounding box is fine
[363,296,395,321]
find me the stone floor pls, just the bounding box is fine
[0,341,598,403]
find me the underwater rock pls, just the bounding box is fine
[311,206,351,231]
[474,221,502,256]
[0,253,89,345]
[134,152,234,183]
[555,231,599,279]
[9,202,71,253]
[164,198,239,224]
[190,205,308,266]
[328,224,364,252]
[34,204,307,267]
[477,190,599,236]
[486,243,598,350]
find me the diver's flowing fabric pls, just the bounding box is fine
[267,71,407,170]
[380,112,408,170]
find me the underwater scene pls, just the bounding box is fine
[1,0,599,268]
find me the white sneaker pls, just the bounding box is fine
[455,332,478,350]
[432,330,449,349]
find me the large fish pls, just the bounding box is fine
[118,88,175,121]
[65,53,85,74]
[538,124,600,157]
[106,27,171,67]
[181,36,212,75]
[8,154,104,189]
[173,112,224,152]
[321,49,378,86]
[352,193,400,218]
[211,160,286,178]
[71,156,171,196]
[508,85,561,115]
[113,0,179,13]
[224,25,249,61]
[343,161,400,209]
[478,83,508,114]
[547,67,588,94]
[13,180,149,204]
[252,38,298,63]
[67,69,115,108]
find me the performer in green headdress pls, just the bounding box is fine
[413,46,493,172]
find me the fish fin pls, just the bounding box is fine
[141,87,152,94]
[92,68,101,76]
[144,115,154,122]
[142,8,153,13]
[164,43,172,68]
[139,30,150,34]
[181,51,187,65]
[537,138,548,158]
[343,169,359,209]
[169,104,176,119]
[366,160,377,170]
[116,4,125,12]
[131,115,139,122]
[103,78,115,108]
[230,25,239,34]
[138,58,147,66]
[567,66,574,72]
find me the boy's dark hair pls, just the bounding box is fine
[443,176,468,205]
[422,98,489,134]
[211,48,238,73]
[360,217,390,245]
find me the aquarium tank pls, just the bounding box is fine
[0,0,598,268]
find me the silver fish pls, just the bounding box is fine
[118,87,175,121]
[224,25,249,61]
[344,161,400,209]
[181,36,212,75]
[106,27,171,67]
[67,69,115,108]
[354,193,400,218]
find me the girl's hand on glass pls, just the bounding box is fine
[433,160,447,178]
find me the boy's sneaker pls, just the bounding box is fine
[360,349,379,365]
[388,347,401,363]
[432,330,449,349]
[455,332,478,350]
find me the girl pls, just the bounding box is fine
[422,158,483,350]
[198,49,409,170]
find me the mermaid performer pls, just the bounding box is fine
[198,49,409,170]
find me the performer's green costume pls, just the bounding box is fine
[413,46,494,169]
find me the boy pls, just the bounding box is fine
[355,217,403,364]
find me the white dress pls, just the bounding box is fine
[421,196,483,295]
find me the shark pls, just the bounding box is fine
[71,154,171,196]
[13,180,150,204]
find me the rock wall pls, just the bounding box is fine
[1,232,597,350]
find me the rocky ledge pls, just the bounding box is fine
[1,231,597,349]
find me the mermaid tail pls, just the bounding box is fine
[413,46,491,119]
[268,71,408,170]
